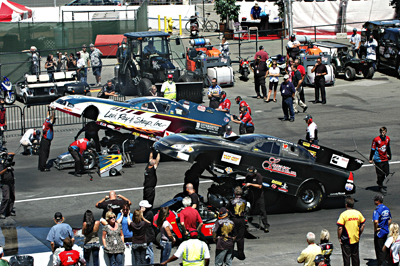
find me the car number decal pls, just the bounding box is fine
[262,157,297,177]
[330,154,349,168]
[221,152,242,165]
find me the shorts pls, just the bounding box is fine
[92,66,102,77]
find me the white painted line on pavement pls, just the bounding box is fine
[362,161,400,167]
[15,180,213,203]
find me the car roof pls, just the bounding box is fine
[385,28,400,34]
[125,97,172,104]
[124,31,170,39]
[365,20,400,27]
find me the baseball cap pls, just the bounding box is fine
[0,247,3,255]
[167,74,173,79]
[82,44,87,48]
[353,28,357,32]
[259,45,264,50]
[254,2,259,6]
[226,125,232,132]
[304,114,312,120]
[373,195,384,202]
[314,254,325,263]
[283,74,289,80]
[90,43,94,47]
[247,166,256,173]
[139,200,152,208]
[76,52,80,56]
[54,212,63,221]
[188,230,199,238]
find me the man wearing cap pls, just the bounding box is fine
[369,127,391,194]
[292,64,308,114]
[287,34,301,60]
[250,2,262,20]
[250,55,268,99]
[98,80,116,99]
[161,74,176,100]
[144,149,160,206]
[139,200,156,265]
[180,197,203,237]
[96,190,132,224]
[311,57,327,104]
[213,207,236,266]
[245,166,269,232]
[372,195,392,266]
[161,229,210,266]
[20,128,41,155]
[254,46,269,63]
[54,237,86,266]
[79,44,91,81]
[280,74,296,122]
[216,91,231,113]
[76,52,86,83]
[38,106,55,172]
[297,232,322,266]
[226,186,247,260]
[0,247,8,265]
[90,44,103,87]
[208,78,222,109]
[294,59,306,103]
[304,115,318,144]
[349,28,361,58]
[144,40,159,56]
[314,254,327,266]
[223,125,237,138]
[22,46,40,75]
[337,197,365,266]
[46,212,75,263]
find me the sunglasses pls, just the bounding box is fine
[109,216,116,219]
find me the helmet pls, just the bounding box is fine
[221,91,227,99]
[167,74,173,79]
[304,114,312,121]
[235,96,242,103]
[314,254,325,263]
[226,125,232,132]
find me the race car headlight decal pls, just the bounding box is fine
[171,144,194,153]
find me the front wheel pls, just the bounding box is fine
[205,20,218,32]
[363,66,374,79]
[83,153,96,170]
[344,66,356,81]
[295,182,323,212]
[4,91,16,105]
[242,69,249,80]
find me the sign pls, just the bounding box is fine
[330,154,349,169]
[221,152,242,165]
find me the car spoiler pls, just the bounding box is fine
[298,139,364,172]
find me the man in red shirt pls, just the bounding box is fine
[234,96,252,115]
[180,196,203,238]
[216,91,231,113]
[295,59,306,103]
[254,45,269,63]
[54,237,86,266]
[231,106,254,134]
[369,127,391,193]
[68,138,92,177]
[0,99,6,147]
[39,106,55,172]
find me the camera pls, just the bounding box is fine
[0,148,15,168]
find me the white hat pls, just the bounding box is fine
[139,200,152,208]
[0,247,3,255]
[254,2,259,6]
[30,46,37,51]
[283,74,290,80]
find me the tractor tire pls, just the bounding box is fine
[344,66,356,81]
[295,182,323,212]
[119,70,137,96]
[138,78,153,97]
[363,66,374,79]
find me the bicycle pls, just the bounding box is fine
[185,12,218,32]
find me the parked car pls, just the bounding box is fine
[376,28,400,77]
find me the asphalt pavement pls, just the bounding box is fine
[1,44,400,265]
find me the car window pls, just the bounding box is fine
[280,143,315,161]
[154,102,170,113]
[271,142,280,155]
[252,142,273,153]
[235,135,267,144]
[173,106,188,116]
[140,102,156,111]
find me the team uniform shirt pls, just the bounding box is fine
[240,111,254,127]
[280,81,296,97]
[254,50,269,62]
[337,209,366,244]
[268,67,280,83]
[385,236,400,264]
[297,243,322,266]
[371,136,391,163]
[287,40,300,49]
[174,238,210,260]
[245,173,263,199]
[180,206,203,232]
[306,122,318,141]
[42,118,54,140]
[218,98,231,112]
[20,129,36,145]
[207,85,222,97]
[297,65,306,77]
[69,138,89,155]
[97,199,128,218]
[227,196,247,218]
[54,249,86,266]
[250,6,262,19]
[373,204,392,238]
[350,34,361,50]
[314,64,327,77]
[365,39,378,60]
[189,193,199,210]
[0,107,5,127]
[238,100,252,115]
[213,217,236,250]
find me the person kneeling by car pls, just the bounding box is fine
[230,106,254,134]
[68,138,94,177]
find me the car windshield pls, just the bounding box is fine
[234,135,267,144]
[280,144,315,162]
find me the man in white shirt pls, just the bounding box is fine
[349,28,361,58]
[287,34,301,60]
[304,115,318,145]
[20,129,40,155]
[76,52,86,83]
[365,33,378,69]
[79,44,90,81]
[223,125,237,138]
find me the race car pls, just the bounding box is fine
[50,96,230,141]
[154,134,364,212]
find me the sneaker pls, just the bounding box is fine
[303,106,308,113]
[74,172,82,177]
[264,228,269,233]
[10,212,16,216]
[0,214,5,219]
[289,118,295,122]
[40,168,50,172]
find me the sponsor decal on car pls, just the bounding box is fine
[262,157,297,177]
[225,167,233,174]
[271,184,277,189]
[195,122,220,133]
[163,131,175,137]
[311,144,320,149]
[177,152,189,161]
[278,183,288,192]
[282,143,289,150]
[205,224,215,229]
[329,192,346,196]
[302,142,310,147]
[221,152,242,165]
[224,117,229,123]
[197,105,206,112]
[262,182,270,187]
[271,180,282,186]
[345,183,354,191]
[330,154,349,168]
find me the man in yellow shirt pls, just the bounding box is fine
[337,197,366,266]
[161,74,176,100]
[297,232,322,266]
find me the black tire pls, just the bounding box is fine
[396,61,400,79]
[243,70,249,80]
[138,78,153,96]
[4,91,16,105]
[83,153,95,170]
[295,182,323,212]
[119,70,137,96]
[23,93,29,105]
[205,20,218,32]
[109,168,118,176]
[363,66,374,79]
[185,21,190,32]
[344,66,356,81]
[178,75,195,82]
[332,63,338,78]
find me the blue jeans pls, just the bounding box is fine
[146,242,154,264]
[282,97,294,120]
[215,249,233,266]
[84,245,99,266]
[132,245,147,265]
[80,68,87,83]
[107,253,123,266]
[160,240,172,265]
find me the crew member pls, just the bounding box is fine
[280,74,296,122]
[245,166,269,232]
[144,40,159,56]
[161,74,176,101]
[250,2,262,20]
[304,115,318,144]
[226,186,247,260]
[213,207,236,266]
[234,96,252,115]
[208,78,222,109]
[98,80,116,99]
[369,127,391,194]
[161,230,210,266]
[223,125,237,138]
[68,138,92,177]
[20,129,41,155]
[183,156,215,194]
[186,183,199,210]
[311,57,327,104]
[144,149,160,206]
[0,99,6,147]
[0,154,15,219]
[231,106,254,134]
[54,237,86,266]
[75,121,101,152]
[349,28,361,58]
[216,91,231,113]
[250,55,267,99]
[287,34,301,60]
[254,46,269,63]
[38,106,55,172]
[373,195,392,266]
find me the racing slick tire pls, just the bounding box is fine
[83,153,96,170]
[119,70,138,96]
[138,78,152,97]
[363,66,374,79]
[344,66,356,81]
[295,182,323,212]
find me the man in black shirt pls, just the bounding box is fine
[311,57,327,104]
[0,163,15,218]
[186,183,200,210]
[95,190,131,224]
[139,200,155,265]
[292,64,308,113]
[143,150,160,206]
[75,121,102,152]
[280,75,296,122]
[245,166,269,232]
[98,80,116,99]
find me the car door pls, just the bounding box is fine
[386,31,398,68]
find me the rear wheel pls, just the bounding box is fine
[138,78,153,96]
[363,66,374,79]
[185,21,191,32]
[344,66,356,81]
[205,20,218,32]
[295,182,323,212]
[109,168,118,176]
[83,153,95,170]
[23,93,29,105]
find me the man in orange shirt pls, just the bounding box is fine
[337,197,366,266]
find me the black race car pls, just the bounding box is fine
[154,134,364,212]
